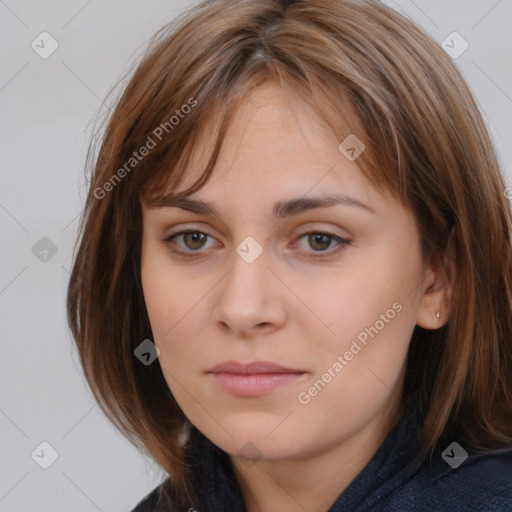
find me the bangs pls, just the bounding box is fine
[136,66,402,213]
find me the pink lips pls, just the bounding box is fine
[208,360,307,397]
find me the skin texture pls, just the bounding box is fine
[140,81,451,512]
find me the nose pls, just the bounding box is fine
[213,248,287,339]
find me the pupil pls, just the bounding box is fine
[186,232,206,249]
[309,233,330,251]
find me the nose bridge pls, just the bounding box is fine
[213,242,285,334]
[221,246,269,311]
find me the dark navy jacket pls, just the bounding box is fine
[131,406,512,511]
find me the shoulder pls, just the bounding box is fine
[385,450,512,511]
[130,484,165,512]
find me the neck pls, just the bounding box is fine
[230,400,405,512]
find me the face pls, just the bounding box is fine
[140,81,433,463]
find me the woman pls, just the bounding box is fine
[67,0,512,510]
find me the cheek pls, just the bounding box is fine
[292,271,415,439]
[141,256,173,338]
[295,242,422,384]
[141,244,205,346]
[140,243,228,396]
[140,251,209,409]
[294,267,411,354]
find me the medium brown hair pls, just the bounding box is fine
[67,0,512,505]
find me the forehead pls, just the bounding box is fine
[140,79,407,222]
[170,82,369,197]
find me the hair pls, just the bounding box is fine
[66,0,512,507]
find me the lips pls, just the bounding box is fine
[207,360,307,397]
[208,360,304,375]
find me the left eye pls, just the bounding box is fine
[163,230,350,258]
[294,231,349,253]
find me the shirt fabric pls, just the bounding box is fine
[130,405,512,511]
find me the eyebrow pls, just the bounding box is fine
[150,192,377,217]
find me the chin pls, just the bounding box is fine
[197,414,310,462]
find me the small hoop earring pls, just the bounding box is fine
[436,311,440,318]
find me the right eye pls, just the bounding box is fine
[163,230,219,257]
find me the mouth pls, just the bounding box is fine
[207,360,307,397]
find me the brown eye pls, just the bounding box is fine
[182,232,208,250]
[294,231,351,258]
[307,233,333,251]
[163,229,350,260]
[164,231,216,257]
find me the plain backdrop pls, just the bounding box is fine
[1,0,511,510]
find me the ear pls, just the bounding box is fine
[415,232,456,330]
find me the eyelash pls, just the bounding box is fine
[162,229,351,260]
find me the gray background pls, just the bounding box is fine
[1,0,511,510]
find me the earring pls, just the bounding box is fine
[436,311,440,318]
